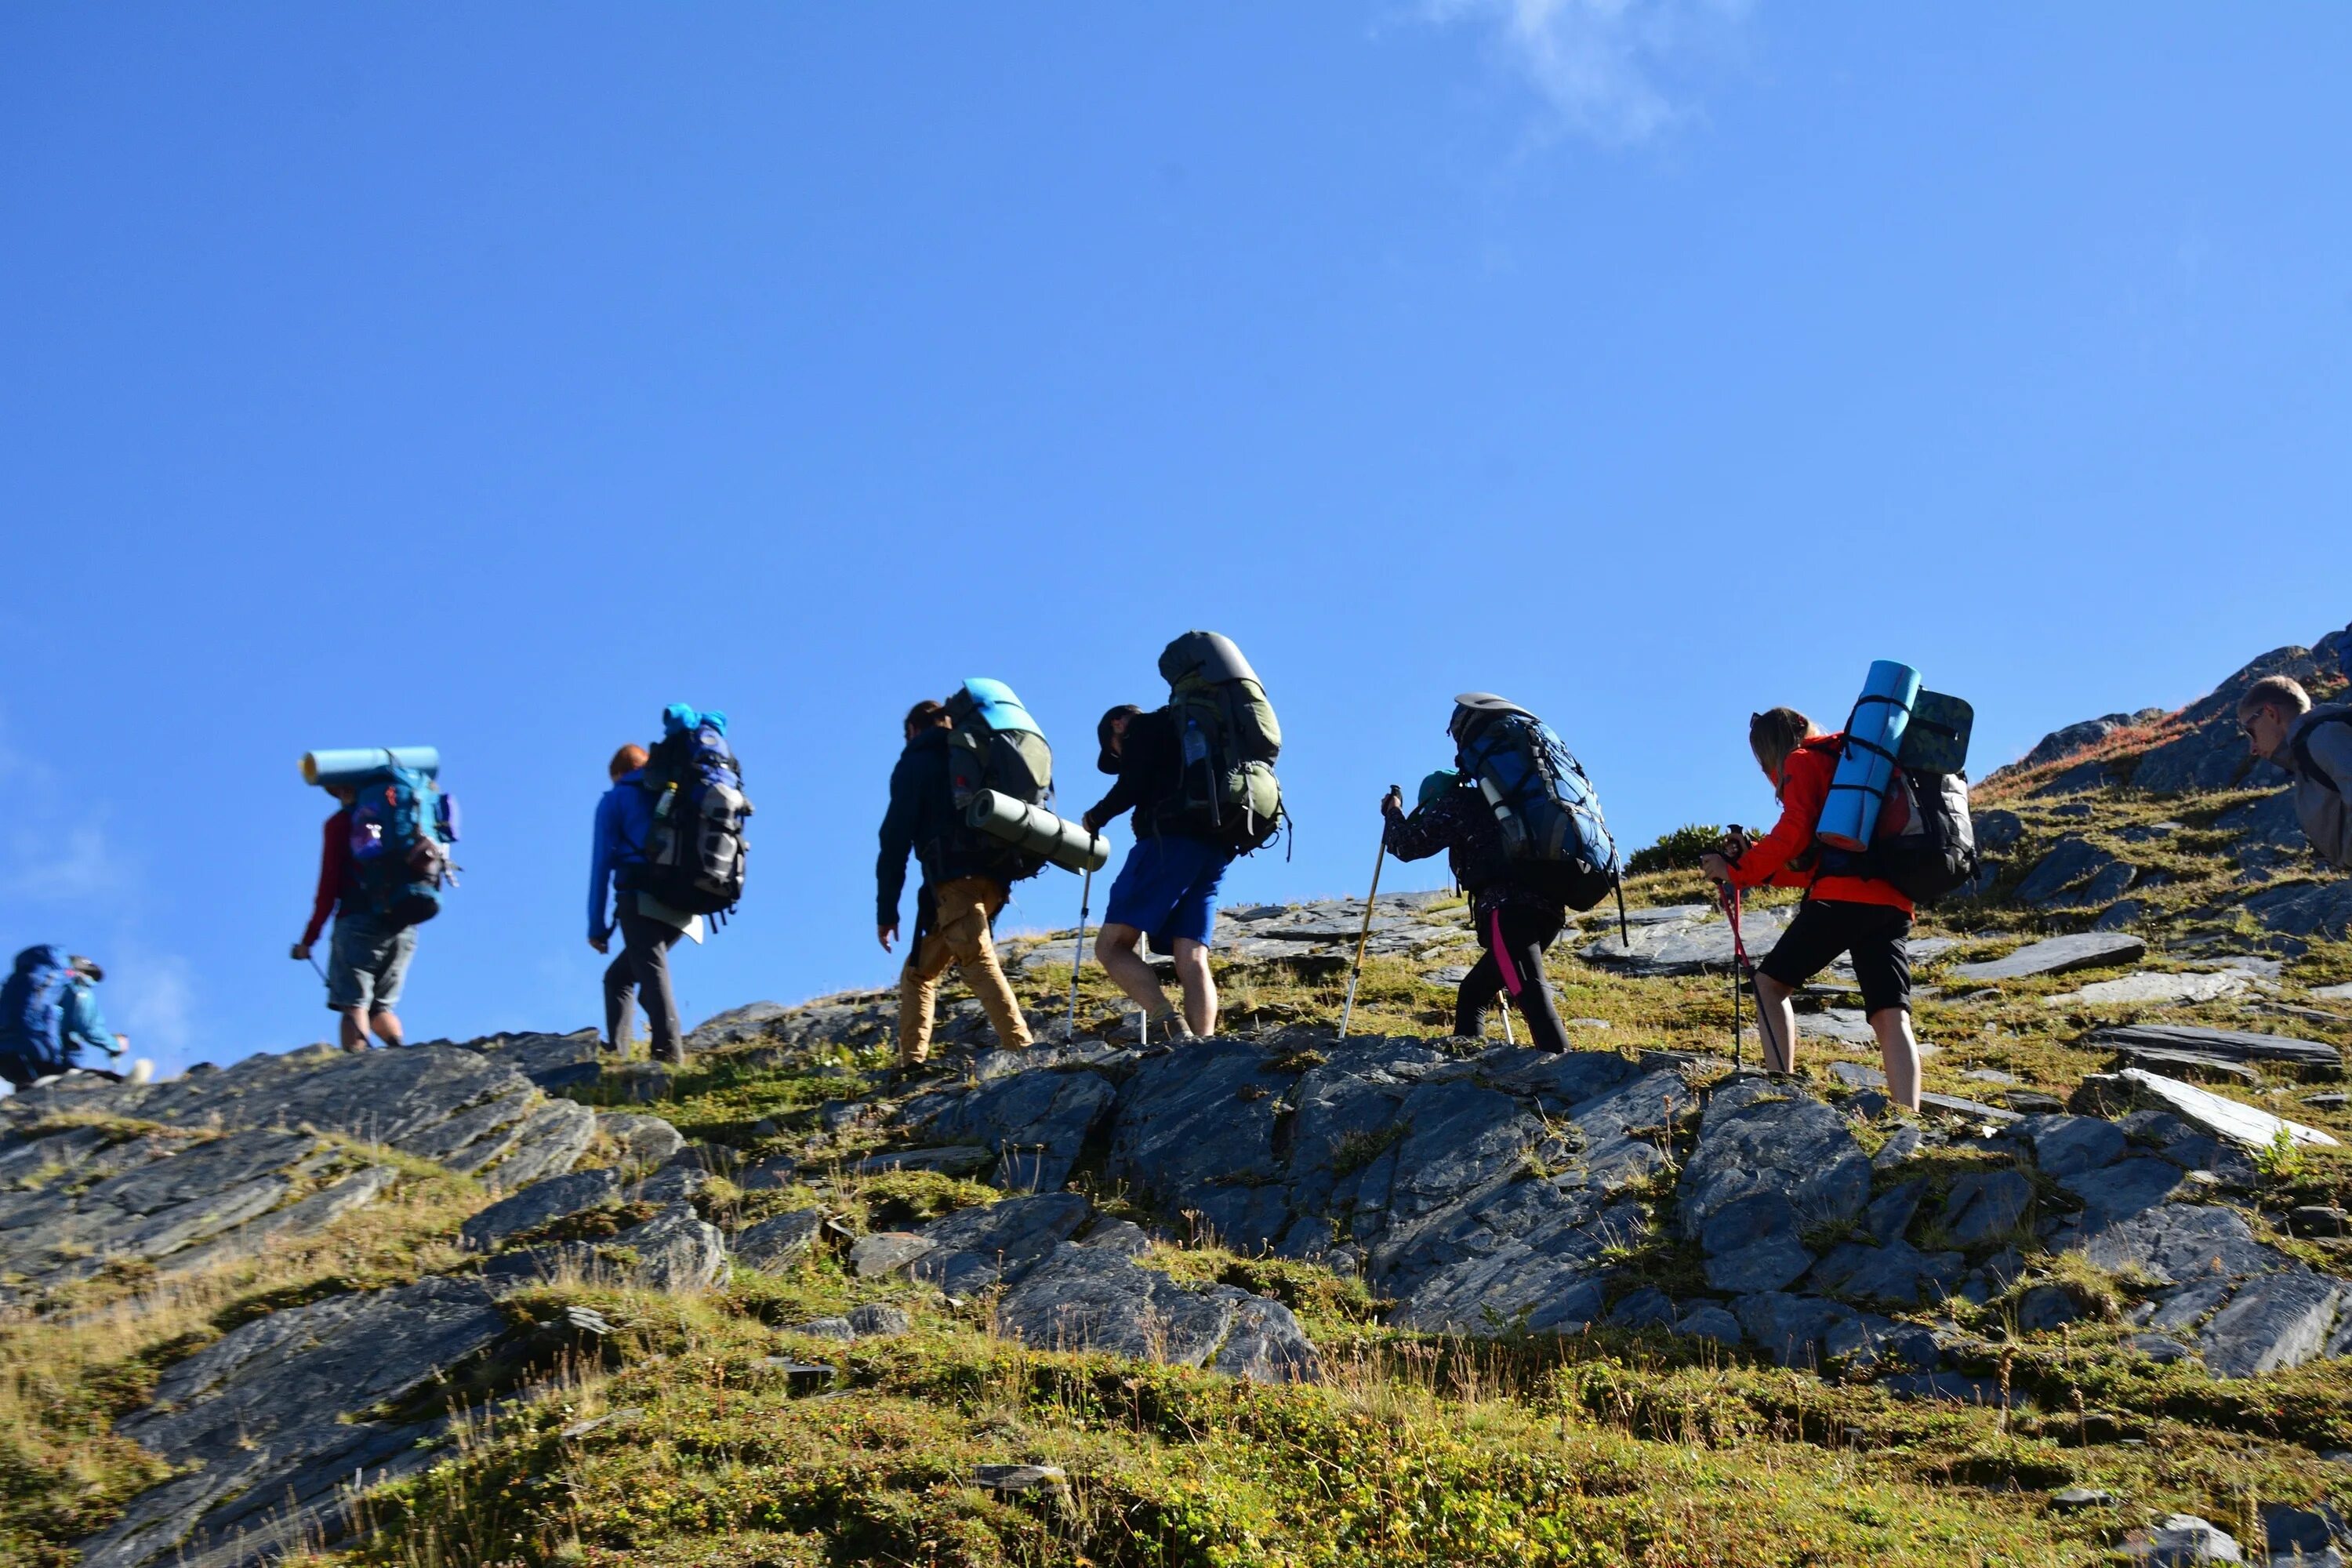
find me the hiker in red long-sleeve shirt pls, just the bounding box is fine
[1699,707,1922,1111]
[289,786,413,1052]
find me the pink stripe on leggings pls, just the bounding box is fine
[1488,908,1523,996]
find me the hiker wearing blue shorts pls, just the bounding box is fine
[1082,705,1232,1041]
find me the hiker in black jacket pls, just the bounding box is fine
[1381,771,1572,1053]
[877,700,1033,1065]
[1081,704,1233,1040]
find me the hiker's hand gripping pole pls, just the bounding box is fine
[1338,788,1399,1040]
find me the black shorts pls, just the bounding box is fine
[1758,898,1912,1016]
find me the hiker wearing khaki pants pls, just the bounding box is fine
[894,875,1029,1064]
[879,699,1035,1066]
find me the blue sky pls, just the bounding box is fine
[2,5,2346,1076]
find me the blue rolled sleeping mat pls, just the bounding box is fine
[301,747,440,788]
[1817,661,1920,851]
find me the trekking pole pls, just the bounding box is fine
[1065,866,1093,1037]
[1722,880,1745,1075]
[1336,791,1398,1040]
[1613,869,1631,950]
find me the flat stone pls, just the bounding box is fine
[2314,983,2352,1003]
[907,1192,1092,1296]
[2016,1283,2086,1333]
[601,1203,728,1291]
[2292,1207,2352,1239]
[1938,1169,2034,1247]
[1811,1239,1964,1307]
[1606,1287,1679,1330]
[2014,836,2135,907]
[1732,1292,1872,1370]
[848,1303,913,1338]
[2049,971,2251,1008]
[2061,1157,2186,1228]
[1918,1091,2023,1125]
[1963,1069,2019,1086]
[993,1241,1318,1382]
[786,1316,857,1341]
[849,1231,937,1278]
[1674,1303,1744,1345]
[2117,1049,2263,1086]
[2020,1114,2126,1178]
[597,1112,686,1167]
[2087,1070,2337,1152]
[851,1145,996,1177]
[2086,1024,2339,1073]
[1802,1011,1882,1047]
[1705,1236,1815,1293]
[2125,1332,2200,1365]
[907,1069,1118,1192]
[732,1207,825,1270]
[2201,1271,2344,1378]
[459,1167,621,1252]
[1871,1124,1924,1169]
[972,1464,1069,1494]
[1578,906,1794,978]
[1952,933,2147,982]
[1879,1370,2004,1404]
[2076,1203,2287,1285]
[2262,1503,2350,1566]
[2053,1486,2117,1511]
[2122,1513,2243,1564]
[1679,1093,1871,1241]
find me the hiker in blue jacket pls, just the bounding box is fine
[0,948,129,1091]
[589,742,689,1065]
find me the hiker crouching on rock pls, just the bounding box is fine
[1080,705,1230,1042]
[591,742,690,1065]
[878,700,1034,1065]
[292,784,412,1052]
[2239,674,2352,872]
[1700,707,1922,1112]
[1381,771,1572,1052]
[0,948,131,1091]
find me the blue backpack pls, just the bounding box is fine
[348,765,459,927]
[1451,696,1621,912]
[0,946,76,1070]
[633,705,753,918]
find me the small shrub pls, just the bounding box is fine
[2255,1126,2307,1184]
[1628,824,1726,877]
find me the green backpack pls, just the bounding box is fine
[1155,630,1285,854]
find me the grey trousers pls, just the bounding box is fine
[604,905,685,1064]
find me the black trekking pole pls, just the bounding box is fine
[1065,866,1093,1038]
[1337,790,1398,1040]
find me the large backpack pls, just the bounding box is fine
[634,705,753,918]
[0,946,74,1071]
[348,764,459,928]
[1450,696,1620,912]
[1821,690,1980,906]
[1155,630,1285,854]
[2292,706,2352,798]
[942,677,1055,881]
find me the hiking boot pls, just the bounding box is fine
[1146,1008,1196,1045]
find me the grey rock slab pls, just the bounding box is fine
[2315,983,2352,1003]
[603,1203,728,1291]
[598,1111,687,1167]
[850,1231,938,1278]
[1733,1292,1872,1370]
[2100,1070,2338,1152]
[1381,1187,1642,1336]
[1606,1287,1679,1330]
[2061,1157,2186,1228]
[993,1240,1318,1382]
[732,1208,825,1270]
[789,1316,858,1341]
[1801,1011,1881,1047]
[2245,880,2352,940]
[1675,1303,1744,1345]
[908,1192,1092,1296]
[1705,1236,1815,1293]
[2050,971,2250,1008]
[1872,1124,1925,1170]
[852,1145,996,1177]
[87,1276,510,1568]
[2086,1024,2339,1073]
[1105,1040,1295,1254]
[457,1029,605,1091]
[848,1303,913,1338]
[1565,1068,1691,1194]
[1879,1370,2005,1404]
[2019,1114,2127,1178]
[2016,1283,2085,1333]
[1579,906,1793,978]
[1679,1092,1871,1240]
[2014,835,2132,907]
[2200,1271,2345,1378]
[476,1097,595,1189]
[1918,1091,2024,1126]
[1938,1169,2034,1247]
[916,1067,1116,1193]
[1952,933,2147,982]
[2116,1049,2264,1086]
[2263,1503,2351,1566]
[460,1167,622,1252]
[2075,1203,2288,1286]
[2125,1333,2200,1365]
[1811,1240,1964,1307]
[2123,1514,2244,1565]
[160,1165,401,1278]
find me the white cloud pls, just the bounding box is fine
[2,822,133,902]
[113,949,197,1059]
[1423,0,1750,147]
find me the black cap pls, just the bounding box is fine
[68,955,103,982]
[1097,705,1144,774]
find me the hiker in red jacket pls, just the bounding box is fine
[1700,707,1922,1112]
[290,785,413,1053]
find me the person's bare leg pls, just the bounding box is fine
[370,1009,405,1048]
[1094,924,1174,1017]
[1751,972,1799,1075]
[1871,1007,1922,1112]
[336,1009,368,1052]
[1169,938,1218,1037]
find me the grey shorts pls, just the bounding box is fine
[327,916,417,1013]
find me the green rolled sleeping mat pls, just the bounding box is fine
[965,789,1111,874]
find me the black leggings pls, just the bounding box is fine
[1457,903,1570,1053]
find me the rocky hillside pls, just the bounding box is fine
[4,625,2350,1568]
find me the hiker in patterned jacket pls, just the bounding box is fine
[1381,771,1572,1053]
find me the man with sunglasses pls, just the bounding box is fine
[2238,673,2352,872]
